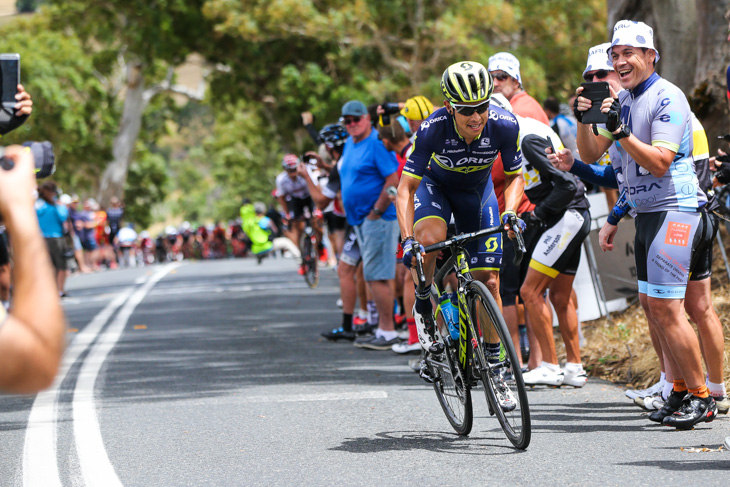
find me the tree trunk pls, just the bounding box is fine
[607,1,730,144]
[98,62,148,208]
[691,0,730,143]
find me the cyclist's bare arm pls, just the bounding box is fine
[296,163,331,210]
[396,174,420,240]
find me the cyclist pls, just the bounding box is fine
[276,154,316,272]
[574,20,716,429]
[396,61,525,393]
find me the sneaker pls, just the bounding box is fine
[321,327,356,341]
[493,373,517,411]
[353,323,376,335]
[562,366,587,388]
[662,395,717,430]
[353,335,377,348]
[412,305,443,354]
[394,313,407,328]
[648,390,686,423]
[712,394,729,415]
[297,265,305,275]
[353,316,368,326]
[396,329,410,341]
[392,341,421,354]
[640,392,665,411]
[522,365,564,387]
[625,379,663,400]
[358,335,401,351]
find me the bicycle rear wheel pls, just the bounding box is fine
[425,286,473,435]
[466,280,531,449]
[300,234,319,288]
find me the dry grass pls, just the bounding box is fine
[572,235,730,392]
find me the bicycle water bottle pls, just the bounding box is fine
[438,292,459,340]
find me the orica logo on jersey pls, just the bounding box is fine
[629,182,661,194]
[433,154,496,172]
[419,114,448,130]
[489,110,518,125]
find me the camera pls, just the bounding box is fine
[0,141,55,178]
[380,102,401,126]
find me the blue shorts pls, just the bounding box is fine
[353,218,398,281]
[340,227,361,267]
[414,174,501,272]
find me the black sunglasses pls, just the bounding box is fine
[491,72,511,81]
[583,69,610,82]
[452,101,490,117]
[342,116,362,125]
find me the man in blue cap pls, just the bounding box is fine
[338,100,401,350]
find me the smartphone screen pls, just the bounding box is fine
[580,81,610,124]
[0,54,20,109]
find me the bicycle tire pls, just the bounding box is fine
[426,286,473,435]
[466,280,531,449]
[300,234,319,288]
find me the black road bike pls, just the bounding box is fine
[412,220,531,449]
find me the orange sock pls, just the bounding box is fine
[688,385,709,398]
[673,380,688,392]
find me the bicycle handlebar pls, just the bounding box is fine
[421,222,526,266]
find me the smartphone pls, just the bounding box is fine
[580,81,609,124]
[0,53,20,111]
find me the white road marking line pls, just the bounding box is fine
[73,263,180,487]
[240,391,388,403]
[23,288,134,487]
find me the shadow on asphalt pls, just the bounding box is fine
[616,460,729,471]
[329,430,523,455]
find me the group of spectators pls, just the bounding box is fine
[247,18,729,433]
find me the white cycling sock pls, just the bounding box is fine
[564,362,584,372]
[660,371,666,384]
[707,380,726,397]
[377,329,399,341]
[662,381,674,401]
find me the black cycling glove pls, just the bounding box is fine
[605,98,622,133]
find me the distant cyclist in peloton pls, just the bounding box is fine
[396,61,525,377]
[276,154,315,273]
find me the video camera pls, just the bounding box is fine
[0,141,55,178]
[379,102,401,127]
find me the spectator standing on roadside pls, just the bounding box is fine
[0,146,66,394]
[338,100,401,351]
[488,52,549,125]
[35,181,69,297]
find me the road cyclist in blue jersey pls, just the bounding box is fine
[396,61,526,394]
[573,20,717,430]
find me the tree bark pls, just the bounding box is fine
[98,62,148,208]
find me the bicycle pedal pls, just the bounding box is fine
[428,342,445,355]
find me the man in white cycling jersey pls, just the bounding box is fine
[574,20,716,429]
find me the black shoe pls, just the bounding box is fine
[353,323,377,335]
[648,390,686,423]
[321,327,356,341]
[662,395,717,430]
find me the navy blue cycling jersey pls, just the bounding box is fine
[403,106,522,189]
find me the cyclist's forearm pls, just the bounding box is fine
[502,172,525,214]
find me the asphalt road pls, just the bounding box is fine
[0,257,728,486]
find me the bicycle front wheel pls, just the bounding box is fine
[466,280,531,449]
[300,234,319,288]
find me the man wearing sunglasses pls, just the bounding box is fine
[488,52,549,125]
[338,100,401,351]
[396,61,525,385]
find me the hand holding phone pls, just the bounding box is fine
[579,81,610,124]
[0,54,20,113]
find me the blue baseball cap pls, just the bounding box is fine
[341,100,368,117]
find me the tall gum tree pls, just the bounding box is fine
[48,0,214,206]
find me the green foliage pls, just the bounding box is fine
[0,14,116,192]
[124,147,168,229]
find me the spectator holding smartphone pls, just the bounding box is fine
[0,146,66,393]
